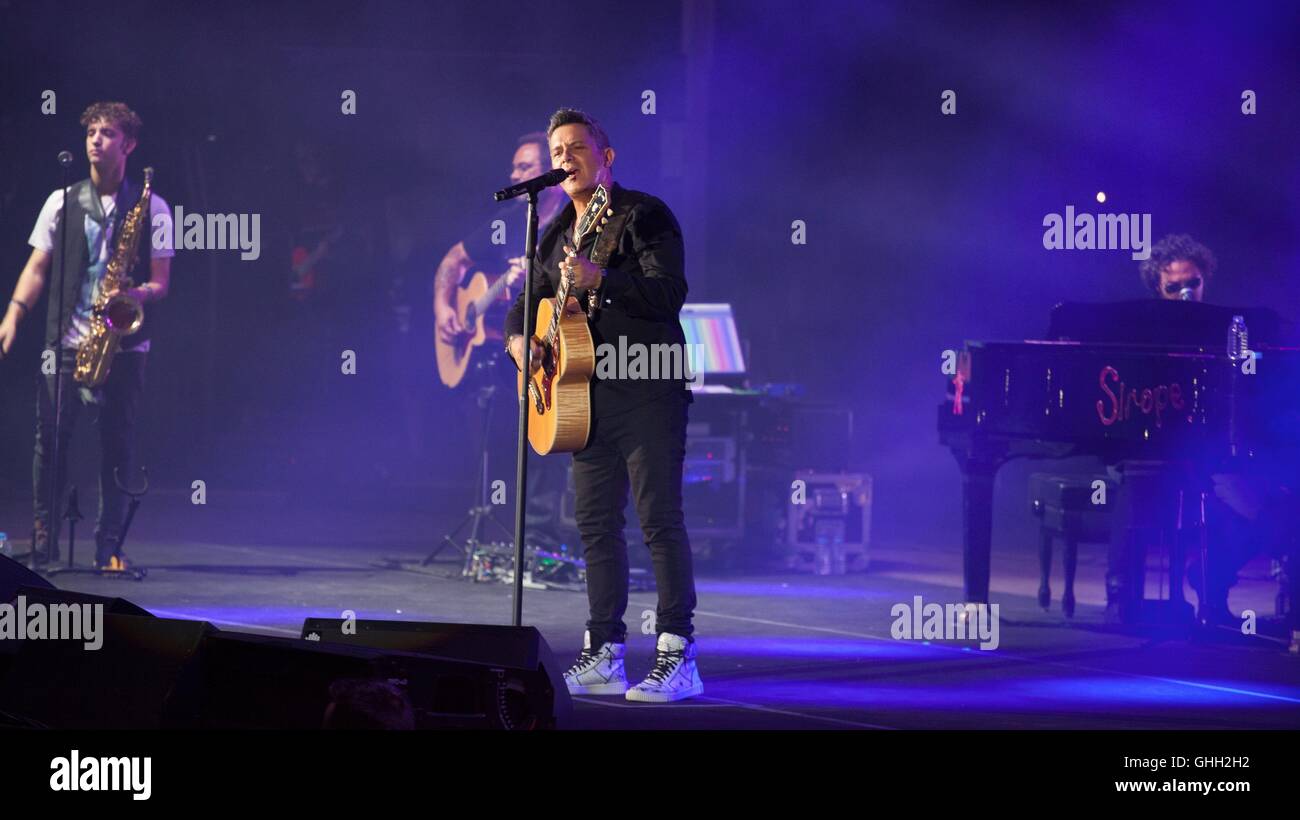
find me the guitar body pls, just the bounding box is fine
[289,227,343,302]
[519,296,595,455]
[289,245,319,299]
[435,271,492,388]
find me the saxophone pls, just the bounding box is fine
[74,167,153,388]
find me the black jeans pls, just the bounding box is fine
[1104,464,1250,613]
[572,390,696,646]
[33,348,146,557]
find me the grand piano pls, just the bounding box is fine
[938,299,1300,615]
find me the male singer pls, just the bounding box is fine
[504,109,701,702]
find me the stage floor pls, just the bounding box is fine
[8,492,1298,730]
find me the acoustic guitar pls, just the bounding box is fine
[289,227,343,301]
[518,184,612,455]
[436,258,525,388]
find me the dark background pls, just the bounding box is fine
[0,0,1296,552]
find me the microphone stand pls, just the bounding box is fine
[38,155,74,571]
[496,167,570,626]
[47,467,148,580]
[510,188,541,627]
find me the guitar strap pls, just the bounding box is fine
[585,192,633,318]
[588,201,631,266]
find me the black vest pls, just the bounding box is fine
[45,176,154,350]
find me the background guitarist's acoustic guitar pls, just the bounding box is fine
[436,258,525,388]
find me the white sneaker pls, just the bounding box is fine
[625,632,704,703]
[563,631,628,695]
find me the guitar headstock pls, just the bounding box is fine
[572,183,611,250]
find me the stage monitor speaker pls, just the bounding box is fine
[299,618,570,728]
[0,580,568,729]
[0,590,212,729]
[11,583,153,616]
[199,626,567,729]
[0,555,56,604]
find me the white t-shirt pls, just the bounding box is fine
[29,186,175,352]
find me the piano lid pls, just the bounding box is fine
[1047,300,1298,348]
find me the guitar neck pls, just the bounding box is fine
[471,268,517,316]
[542,268,576,347]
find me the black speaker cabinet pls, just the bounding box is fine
[298,618,570,729]
[0,590,212,729]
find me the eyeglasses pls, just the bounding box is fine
[1163,277,1202,295]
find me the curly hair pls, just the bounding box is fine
[546,108,610,152]
[79,101,142,142]
[1139,234,1217,295]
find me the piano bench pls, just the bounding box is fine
[1029,473,1115,617]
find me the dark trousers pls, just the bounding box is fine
[1105,464,1257,613]
[33,348,146,557]
[468,350,568,543]
[572,390,696,646]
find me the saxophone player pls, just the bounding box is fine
[0,102,174,568]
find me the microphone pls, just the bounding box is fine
[57,150,75,167]
[493,167,573,202]
[1178,286,1194,301]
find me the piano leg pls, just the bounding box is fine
[1288,552,1299,654]
[1037,527,1053,610]
[1062,535,1078,618]
[1107,480,1150,623]
[961,463,997,605]
[1108,462,1197,625]
[1177,490,1199,614]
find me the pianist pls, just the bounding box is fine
[1139,233,1215,302]
[1108,233,1285,625]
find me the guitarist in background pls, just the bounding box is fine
[433,132,563,355]
[432,132,568,546]
[505,109,702,703]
